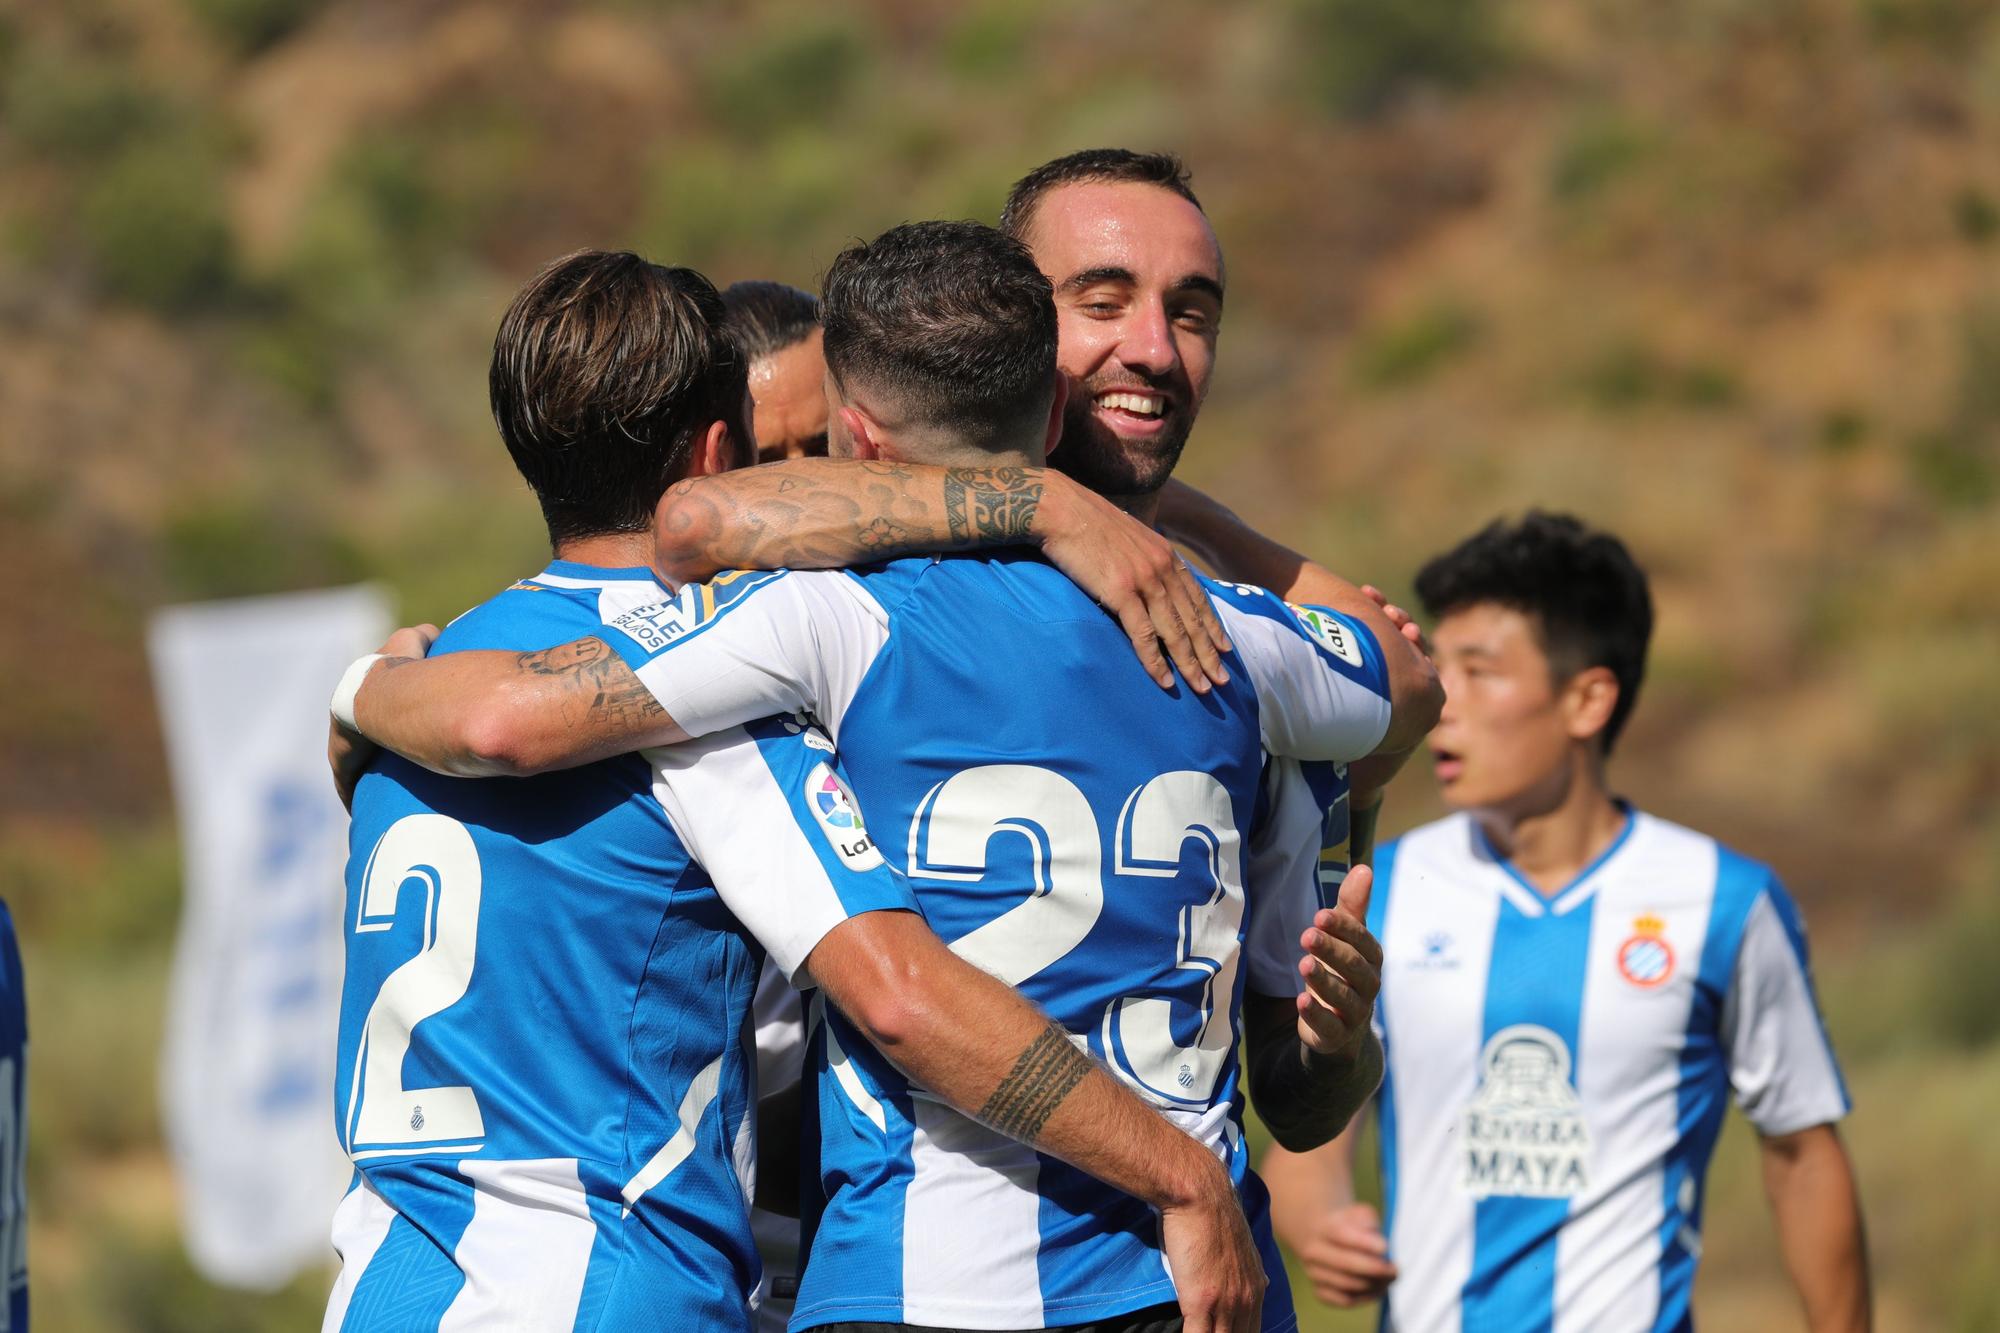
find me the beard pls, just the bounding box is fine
[1048,379,1195,501]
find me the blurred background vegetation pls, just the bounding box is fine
[1,0,1996,1327]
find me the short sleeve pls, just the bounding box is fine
[1240,758,1349,998]
[1204,581,1393,763]
[647,715,918,982]
[1724,880,1851,1135]
[595,570,889,741]
[751,958,808,1099]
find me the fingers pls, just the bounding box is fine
[1307,905,1384,971]
[1143,573,1210,695]
[1336,862,1374,923]
[1114,598,1178,690]
[1165,557,1231,688]
[381,623,440,659]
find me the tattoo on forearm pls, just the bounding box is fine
[979,1025,1092,1142]
[517,637,665,730]
[944,467,1041,545]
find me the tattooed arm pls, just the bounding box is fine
[659,459,1232,692]
[807,909,1267,1331]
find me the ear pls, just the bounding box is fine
[687,419,742,479]
[1562,666,1621,747]
[1040,374,1070,458]
[838,404,883,461]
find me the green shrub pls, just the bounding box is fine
[5,56,167,159]
[944,2,1040,81]
[1550,111,1656,202]
[161,500,369,601]
[186,0,326,56]
[1296,0,1508,118]
[79,138,235,312]
[703,15,869,139]
[1955,188,2000,244]
[1350,301,1480,388]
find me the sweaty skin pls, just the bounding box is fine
[749,330,831,463]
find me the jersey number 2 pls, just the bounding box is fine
[344,814,486,1156]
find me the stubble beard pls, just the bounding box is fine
[1049,390,1194,504]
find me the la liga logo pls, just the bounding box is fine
[1616,913,1675,987]
[812,770,860,829]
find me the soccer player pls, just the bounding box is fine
[1261,513,1871,1333]
[322,250,1274,1332]
[333,220,1442,1331]
[721,280,831,463]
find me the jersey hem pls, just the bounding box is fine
[788,1275,1182,1331]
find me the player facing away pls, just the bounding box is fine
[323,250,1279,1332]
[336,221,1443,1331]
[1262,513,1871,1333]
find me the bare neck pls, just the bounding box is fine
[552,531,656,572]
[1110,490,1164,526]
[1473,748,1628,896]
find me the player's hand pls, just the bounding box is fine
[1294,1202,1397,1309]
[1159,1167,1267,1333]
[1034,470,1232,694]
[328,624,440,809]
[1295,864,1382,1061]
[1360,584,1430,658]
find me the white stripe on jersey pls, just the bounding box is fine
[442,1158,595,1330]
[1207,596,1391,763]
[622,1053,726,1215]
[1725,892,1849,1134]
[324,1178,396,1333]
[819,995,888,1134]
[900,1101,1046,1329]
[1379,828,1497,1333]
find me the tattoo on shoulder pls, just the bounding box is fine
[517,637,666,730]
[978,1025,1092,1142]
[944,467,1041,546]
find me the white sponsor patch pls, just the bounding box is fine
[804,762,884,871]
[607,596,698,653]
[1460,1025,1592,1199]
[1289,604,1364,668]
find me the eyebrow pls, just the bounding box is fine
[1057,267,1227,306]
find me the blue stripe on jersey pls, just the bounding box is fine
[1651,845,1762,1331]
[542,560,660,581]
[1757,870,1851,1111]
[1367,838,1402,1243]
[1462,890,1599,1332]
[340,1184,479,1329]
[741,716,905,921]
[1196,578,1392,699]
[795,1007,918,1327]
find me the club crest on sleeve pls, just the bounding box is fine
[1616,913,1675,987]
[1287,604,1364,668]
[805,762,883,871]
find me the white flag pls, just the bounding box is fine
[148,585,391,1290]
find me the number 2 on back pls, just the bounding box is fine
[344,814,486,1156]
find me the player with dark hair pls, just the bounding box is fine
[722,280,831,463]
[320,249,1290,1331]
[1261,512,1871,1333]
[330,220,1442,1331]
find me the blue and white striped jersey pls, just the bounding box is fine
[1367,810,1850,1333]
[623,554,1395,1332]
[325,561,916,1333]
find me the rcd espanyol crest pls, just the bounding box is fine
[1616,913,1676,988]
[1461,1024,1593,1199]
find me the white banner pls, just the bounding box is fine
[148,584,391,1290]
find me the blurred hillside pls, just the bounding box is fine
[1,0,1996,1327]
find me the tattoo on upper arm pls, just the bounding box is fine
[944,467,1041,545]
[978,1025,1092,1142]
[517,637,666,731]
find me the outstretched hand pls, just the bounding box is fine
[1035,471,1233,693]
[1295,864,1383,1061]
[329,623,440,810]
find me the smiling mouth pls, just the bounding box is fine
[1094,389,1167,420]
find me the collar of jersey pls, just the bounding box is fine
[538,559,660,582]
[1474,801,1637,917]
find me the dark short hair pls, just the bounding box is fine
[821,220,1057,442]
[721,280,821,363]
[999,148,1203,241]
[490,249,747,545]
[1415,512,1655,754]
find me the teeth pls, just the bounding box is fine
[1097,391,1163,417]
